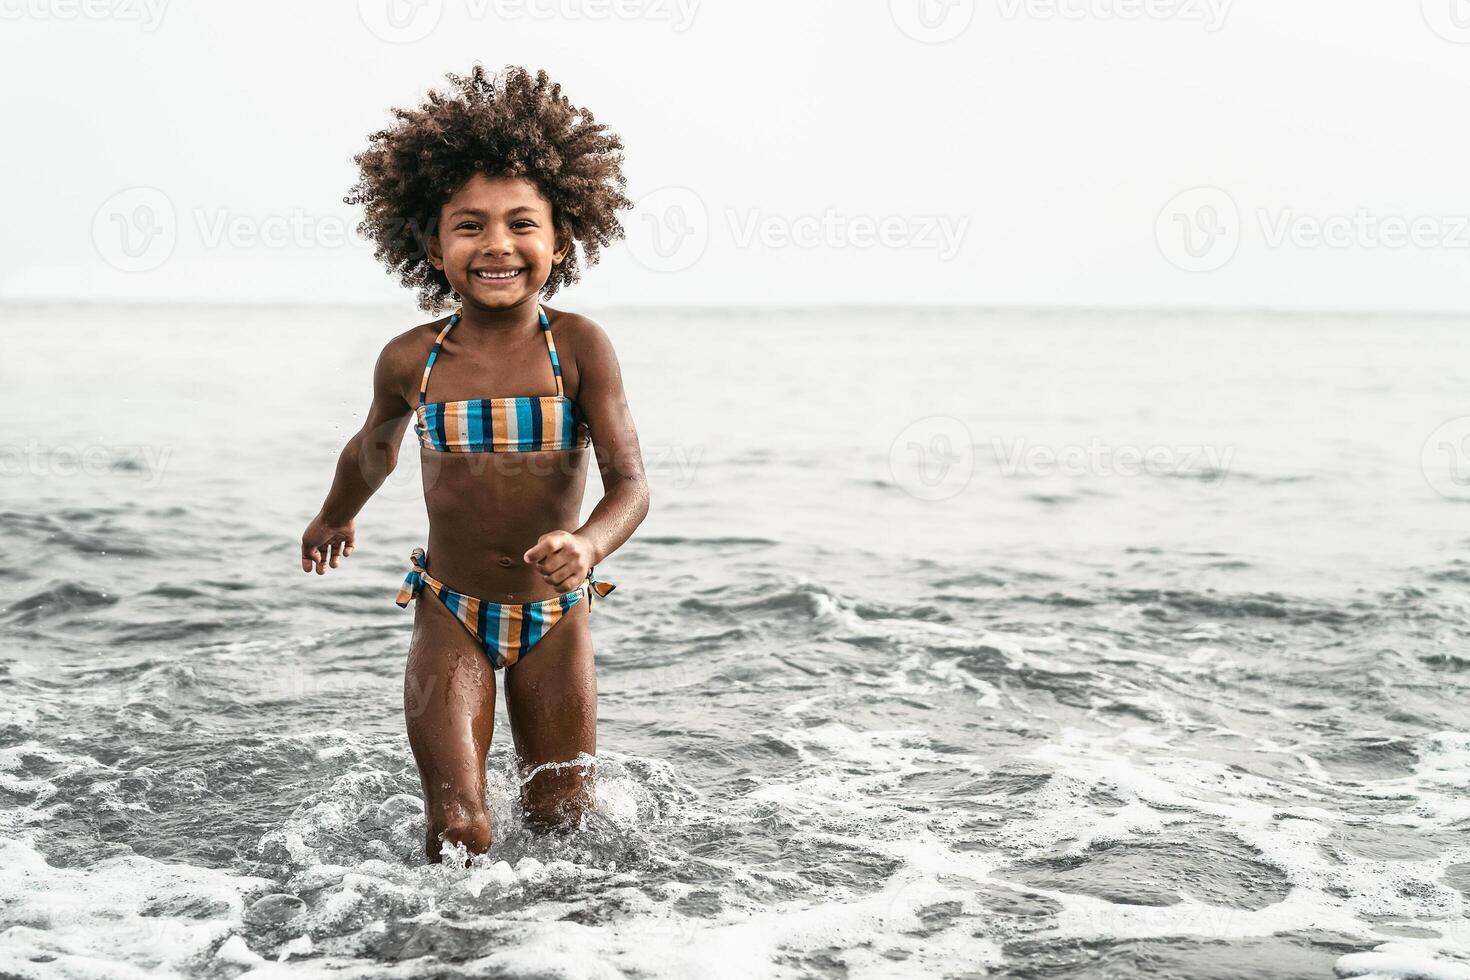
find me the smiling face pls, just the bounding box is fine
[427,174,568,312]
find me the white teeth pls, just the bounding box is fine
[474,269,521,280]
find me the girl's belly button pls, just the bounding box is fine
[497,557,514,568]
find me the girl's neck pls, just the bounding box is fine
[454,296,540,337]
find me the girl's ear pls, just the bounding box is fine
[426,233,445,270]
[552,229,570,266]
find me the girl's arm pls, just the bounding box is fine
[525,318,650,590]
[301,342,415,575]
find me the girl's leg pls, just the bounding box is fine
[504,598,598,829]
[404,589,497,862]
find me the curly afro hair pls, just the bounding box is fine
[345,65,630,311]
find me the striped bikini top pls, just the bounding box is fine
[415,305,589,453]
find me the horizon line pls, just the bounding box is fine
[2,298,1468,320]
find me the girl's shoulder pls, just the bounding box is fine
[373,315,454,403]
[540,306,621,393]
[381,314,454,363]
[541,306,616,358]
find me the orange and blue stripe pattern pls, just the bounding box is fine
[414,305,589,453]
[395,548,615,669]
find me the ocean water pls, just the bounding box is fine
[2,302,1468,979]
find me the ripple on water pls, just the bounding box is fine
[1002,931,1360,980]
[2,582,119,626]
[1312,737,1421,782]
[0,507,164,561]
[1001,824,1292,910]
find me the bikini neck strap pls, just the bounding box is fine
[538,305,565,398]
[418,310,459,407]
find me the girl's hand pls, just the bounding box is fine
[301,514,356,575]
[524,530,595,592]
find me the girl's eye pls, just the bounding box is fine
[456,222,481,231]
[512,220,536,229]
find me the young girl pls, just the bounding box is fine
[299,66,648,863]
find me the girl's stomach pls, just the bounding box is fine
[418,447,592,603]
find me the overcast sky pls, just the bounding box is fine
[3,0,1468,311]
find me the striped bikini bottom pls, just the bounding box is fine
[395,547,614,669]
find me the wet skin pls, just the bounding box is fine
[301,175,650,862]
